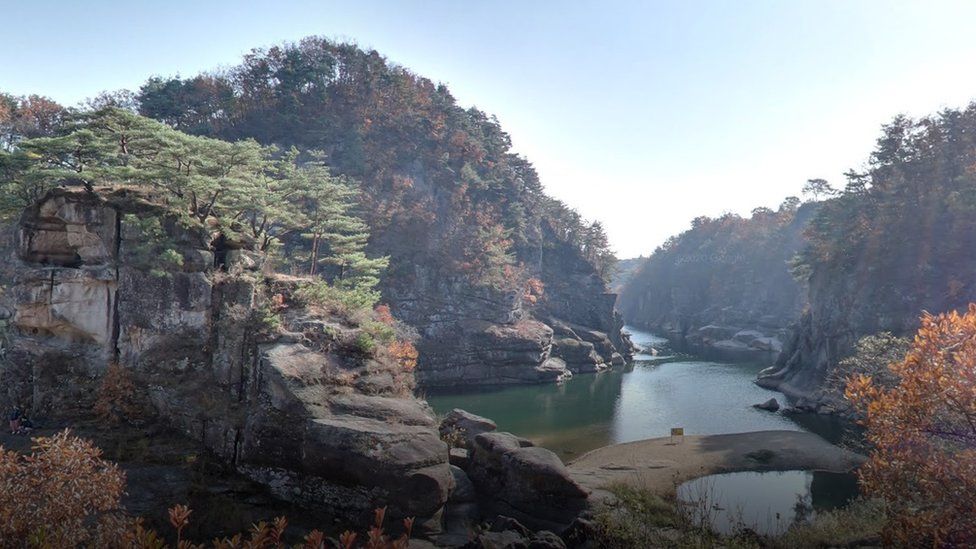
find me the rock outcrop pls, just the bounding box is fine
[416,318,573,386]
[466,431,590,532]
[0,189,452,525]
[399,256,631,387]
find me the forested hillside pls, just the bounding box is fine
[2,37,630,386]
[619,199,815,360]
[761,105,976,402]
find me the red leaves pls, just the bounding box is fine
[373,304,395,326]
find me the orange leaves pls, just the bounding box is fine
[0,430,417,548]
[374,304,395,326]
[388,341,419,372]
[169,504,192,542]
[343,506,413,549]
[94,361,142,424]
[846,304,976,546]
[0,430,127,545]
[523,277,545,306]
[270,293,287,312]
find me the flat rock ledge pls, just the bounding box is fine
[567,430,864,503]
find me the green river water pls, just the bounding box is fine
[426,326,849,460]
[426,326,860,533]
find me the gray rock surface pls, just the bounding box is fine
[467,432,589,531]
[440,408,498,449]
[753,398,780,412]
[0,189,453,525]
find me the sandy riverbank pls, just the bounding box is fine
[568,430,864,502]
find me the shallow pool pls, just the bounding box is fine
[676,470,859,535]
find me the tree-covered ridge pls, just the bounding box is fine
[0,107,385,304]
[134,37,615,289]
[619,198,814,330]
[794,105,976,331]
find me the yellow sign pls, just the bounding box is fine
[671,427,684,437]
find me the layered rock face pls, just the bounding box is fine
[619,204,817,363]
[757,255,957,408]
[378,223,633,387]
[0,189,451,524]
[402,246,631,387]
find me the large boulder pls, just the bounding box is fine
[468,432,589,531]
[551,338,607,374]
[440,408,498,449]
[228,343,453,522]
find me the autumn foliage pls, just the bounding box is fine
[0,430,127,546]
[387,341,419,373]
[846,304,976,546]
[0,431,418,548]
[94,362,142,424]
[523,277,545,306]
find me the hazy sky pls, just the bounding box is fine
[5,1,976,257]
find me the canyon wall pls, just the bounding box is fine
[0,189,452,525]
[619,203,816,363]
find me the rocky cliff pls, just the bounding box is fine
[134,38,633,387]
[0,189,452,526]
[618,203,816,363]
[758,106,976,409]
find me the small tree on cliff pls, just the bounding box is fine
[846,305,976,546]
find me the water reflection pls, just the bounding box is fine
[677,470,859,535]
[425,326,852,459]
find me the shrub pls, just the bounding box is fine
[0,432,417,548]
[846,305,976,546]
[94,362,142,424]
[252,302,283,334]
[353,332,376,357]
[523,277,545,306]
[294,280,379,316]
[361,320,396,345]
[387,341,418,372]
[825,332,909,403]
[123,214,185,278]
[0,430,128,546]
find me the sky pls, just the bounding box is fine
[5,1,976,257]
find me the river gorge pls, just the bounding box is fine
[427,326,853,459]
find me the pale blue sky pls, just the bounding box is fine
[5,1,976,257]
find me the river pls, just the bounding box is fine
[425,326,850,460]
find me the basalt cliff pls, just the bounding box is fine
[0,189,452,527]
[758,107,976,409]
[0,188,609,541]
